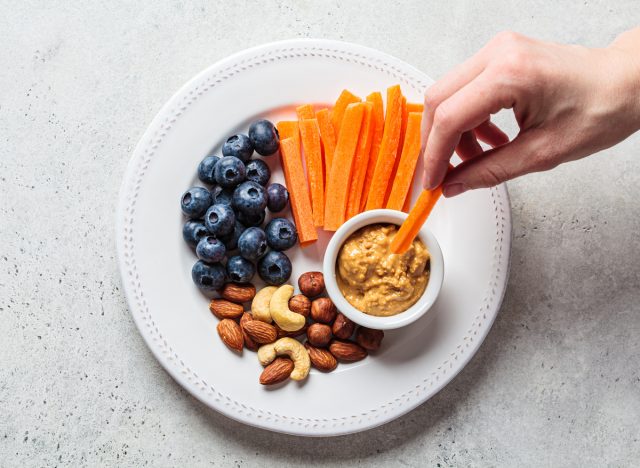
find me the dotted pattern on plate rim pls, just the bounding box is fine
[120,44,510,432]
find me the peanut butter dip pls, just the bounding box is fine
[336,224,430,316]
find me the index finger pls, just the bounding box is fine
[423,71,514,189]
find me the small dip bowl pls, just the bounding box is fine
[323,209,444,330]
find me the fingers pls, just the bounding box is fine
[423,71,515,189]
[441,131,541,197]
[474,120,510,147]
[455,131,484,160]
[422,49,490,176]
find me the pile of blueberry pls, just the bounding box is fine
[181,120,298,291]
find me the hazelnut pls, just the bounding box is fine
[306,323,332,347]
[298,271,325,297]
[355,327,384,351]
[310,297,337,324]
[288,294,311,317]
[332,313,355,340]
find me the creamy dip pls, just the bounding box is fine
[336,224,430,316]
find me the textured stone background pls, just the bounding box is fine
[1,1,639,466]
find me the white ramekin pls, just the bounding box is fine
[322,209,444,330]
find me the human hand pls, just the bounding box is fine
[422,29,640,197]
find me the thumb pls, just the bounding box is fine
[441,131,548,196]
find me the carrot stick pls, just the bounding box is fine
[390,163,454,253]
[365,85,403,210]
[277,120,300,145]
[389,187,442,254]
[299,118,324,227]
[383,95,408,205]
[296,104,315,120]
[401,174,414,213]
[324,102,365,231]
[277,126,317,246]
[316,108,336,187]
[406,102,424,113]
[345,102,374,219]
[386,112,423,211]
[360,92,385,212]
[331,90,361,137]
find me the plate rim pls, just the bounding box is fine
[116,38,512,437]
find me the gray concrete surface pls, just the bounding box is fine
[1,0,639,466]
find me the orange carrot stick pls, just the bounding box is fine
[402,174,414,213]
[386,112,423,211]
[277,121,300,145]
[277,126,317,246]
[360,92,385,212]
[316,108,336,187]
[406,102,424,113]
[324,102,365,231]
[365,85,403,210]
[345,102,374,219]
[331,90,361,137]
[296,104,315,120]
[389,187,442,254]
[383,95,407,205]
[299,118,325,227]
[390,163,454,253]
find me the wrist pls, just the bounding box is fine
[608,29,640,127]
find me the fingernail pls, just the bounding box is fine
[443,183,468,198]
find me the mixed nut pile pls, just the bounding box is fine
[212,271,384,385]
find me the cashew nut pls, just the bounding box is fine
[251,286,277,323]
[269,285,306,332]
[257,337,310,381]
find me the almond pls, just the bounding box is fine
[220,282,256,303]
[310,297,337,324]
[259,357,294,385]
[276,323,308,338]
[355,327,384,351]
[305,343,337,372]
[332,313,355,340]
[329,339,367,362]
[242,320,278,344]
[209,299,244,319]
[288,294,311,317]
[306,323,332,347]
[217,319,243,351]
[240,312,258,351]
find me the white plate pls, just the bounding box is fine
[116,39,511,437]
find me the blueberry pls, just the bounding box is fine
[238,227,268,261]
[195,236,226,263]
[266,183,289,212]
[258,251,292,285]
[180,187,213,218]
[214,156,246,188]
[211,186,234,207]
[220,220,247,251]
[222,134,253,162]
[226,255,255,283]
[197,155,220,185]
[191,260,226,291]
[245,159,271,186]
[232,181,268,216]
[182,219,208,248]
[264,218,298,251]
[237,209,265,227]
[205,204,236,236]
[249,120,279,156]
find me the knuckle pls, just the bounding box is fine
[432,104,455,132]
[424,87,444,110]
[492,30,524,47]
[480,162,510,186]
